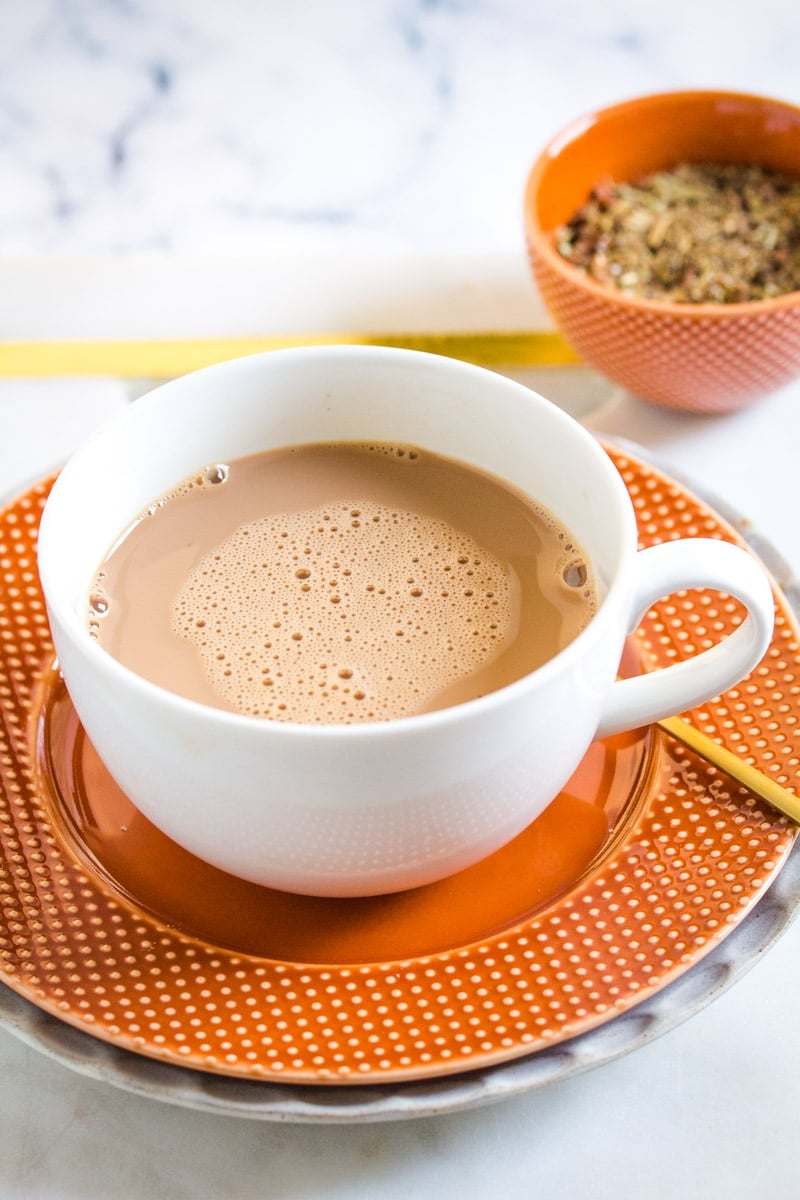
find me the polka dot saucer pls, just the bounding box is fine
[0,445,798,1086]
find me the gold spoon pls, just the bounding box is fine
[657,713,800,824]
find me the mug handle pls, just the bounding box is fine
[597,538,775,739]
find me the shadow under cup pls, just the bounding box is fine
[36,347,647,897]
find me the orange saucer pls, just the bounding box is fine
[1,448,798,1085]
[39,662,648,967]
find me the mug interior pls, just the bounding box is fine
[38,348,635,649]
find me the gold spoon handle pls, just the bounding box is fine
[657,713,800,825]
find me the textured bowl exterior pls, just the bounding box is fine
[525,90,800,413]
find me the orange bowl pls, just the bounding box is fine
[524,90,800,413]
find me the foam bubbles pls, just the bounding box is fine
[172,500,514,723]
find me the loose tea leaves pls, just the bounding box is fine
[555,162,800,303]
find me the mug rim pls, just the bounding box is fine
[38,345,638,740]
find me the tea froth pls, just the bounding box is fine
[173,499,515,722]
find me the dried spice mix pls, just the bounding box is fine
[555,162,800,303]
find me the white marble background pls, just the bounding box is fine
[4,3,800,1200]
[2,0,800,259]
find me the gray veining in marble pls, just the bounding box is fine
[2,0,799,256]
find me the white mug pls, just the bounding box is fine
[37,347,775,896]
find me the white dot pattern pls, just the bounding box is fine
[529,247,800,413]
[0,454,797,1084]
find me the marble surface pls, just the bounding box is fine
[3,0,800,260]
[3,1,800,1197]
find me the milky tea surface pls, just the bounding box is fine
[88,442,598,723]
